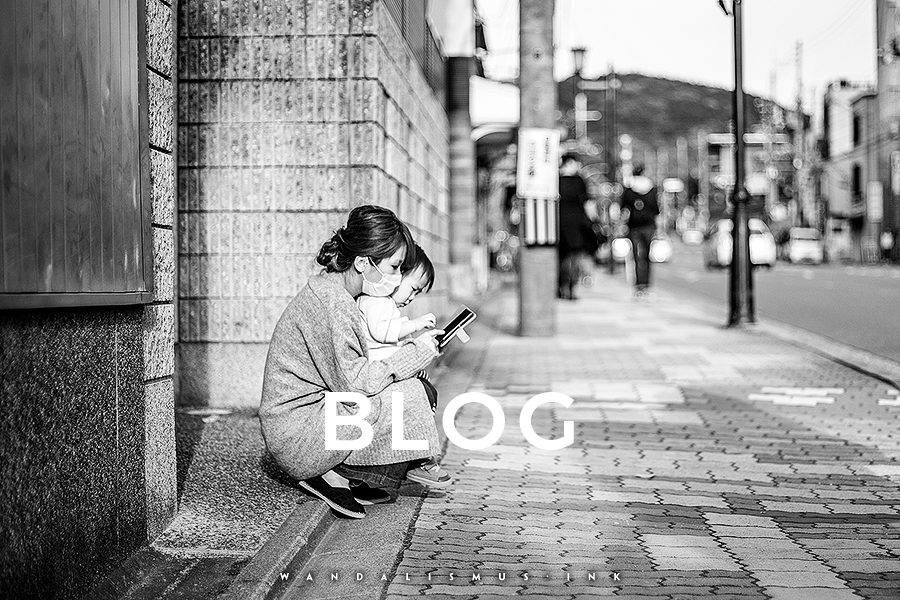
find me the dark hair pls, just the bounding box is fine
[407,243,435,293]
[632,163,645,177]
[316,205,414,273]
[561,153,580,166]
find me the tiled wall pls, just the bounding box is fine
[177,0,450,406]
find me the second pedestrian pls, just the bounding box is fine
[620,164,660,298]
[557,153,598,300]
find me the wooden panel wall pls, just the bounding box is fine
[0,0,151,308]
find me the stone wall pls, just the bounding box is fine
[177,0,451,406]
[144,0,179,540]
[0,1,178,598]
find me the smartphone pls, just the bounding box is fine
[435,305,477,350]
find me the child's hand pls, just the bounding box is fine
[416,329,444,352]
[416,313,436,330]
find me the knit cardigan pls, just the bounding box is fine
[259,270,440,481]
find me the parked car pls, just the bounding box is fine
[611,237,632,263]
[786,227,824,264]
[650,232,674,263]
[703,218,776,269]
[681,228,704,245]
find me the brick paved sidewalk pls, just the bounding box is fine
[382,274,900,600]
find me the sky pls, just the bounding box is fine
[477,0,878,112]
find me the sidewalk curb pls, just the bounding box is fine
[758,319,900,391]
[609,270,900,392]
[219,502,332,600]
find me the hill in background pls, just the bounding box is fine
[557,72,791,179]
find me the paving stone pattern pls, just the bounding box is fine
[384,276,900,599]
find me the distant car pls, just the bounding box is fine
[703,218,777,269]
[681,229,704,245]
[611,237,632,263]
[786,227,824,264]
[650,232,674,263]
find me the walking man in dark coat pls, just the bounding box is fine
[557,154,597,300]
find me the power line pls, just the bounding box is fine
[806,0,873,49]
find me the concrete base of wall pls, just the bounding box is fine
[178,342,269,407]
[145,378,177,539]
[0,307,147,600]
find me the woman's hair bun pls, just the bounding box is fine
[315,230,343,270]
[314,206,411,273]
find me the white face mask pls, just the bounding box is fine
[361,257,402,297]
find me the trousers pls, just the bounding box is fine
[628,224,655,288]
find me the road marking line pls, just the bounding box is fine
[749,393,835,406]
[761,387,844,395]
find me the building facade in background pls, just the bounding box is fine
[1,1,476,598]
[815,0,900,263]
[817,80,876,261]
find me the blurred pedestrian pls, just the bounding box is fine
[620,163,660,298]
[557,153,598,300]
[880,227,894,263]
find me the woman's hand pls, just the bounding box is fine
[415,328,444,352]
[415,313,436,331]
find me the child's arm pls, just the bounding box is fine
[359,297,435,342]
[397,312,435,339]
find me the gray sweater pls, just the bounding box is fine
[259,270,440,481]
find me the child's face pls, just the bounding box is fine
[391,266,430,307]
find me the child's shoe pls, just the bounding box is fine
[406,459,453,488]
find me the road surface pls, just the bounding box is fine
[651,242,900,364]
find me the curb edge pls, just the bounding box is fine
[219,502,333,600]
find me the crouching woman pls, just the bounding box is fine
[258,205,443,518]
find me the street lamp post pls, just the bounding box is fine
[722,0,755,326]
[607,64,618,276]
[572,47,587,145]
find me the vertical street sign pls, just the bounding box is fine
[516,128,560,199]
[516,128,560,246]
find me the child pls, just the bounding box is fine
[357,244,453,488]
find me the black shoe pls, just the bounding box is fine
[350,482,393,505]
[297,476,365,518]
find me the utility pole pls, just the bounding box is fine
[725,0,755,326]
[607,64,617,275]
[765,69,777,217]
[794,40,805,227]
[518,0,556,336]
[581,66,621,275]
[698,132,709,228]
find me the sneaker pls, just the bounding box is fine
[406,461,453,488]
[350,482,393,506]
[297,476,365,518]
